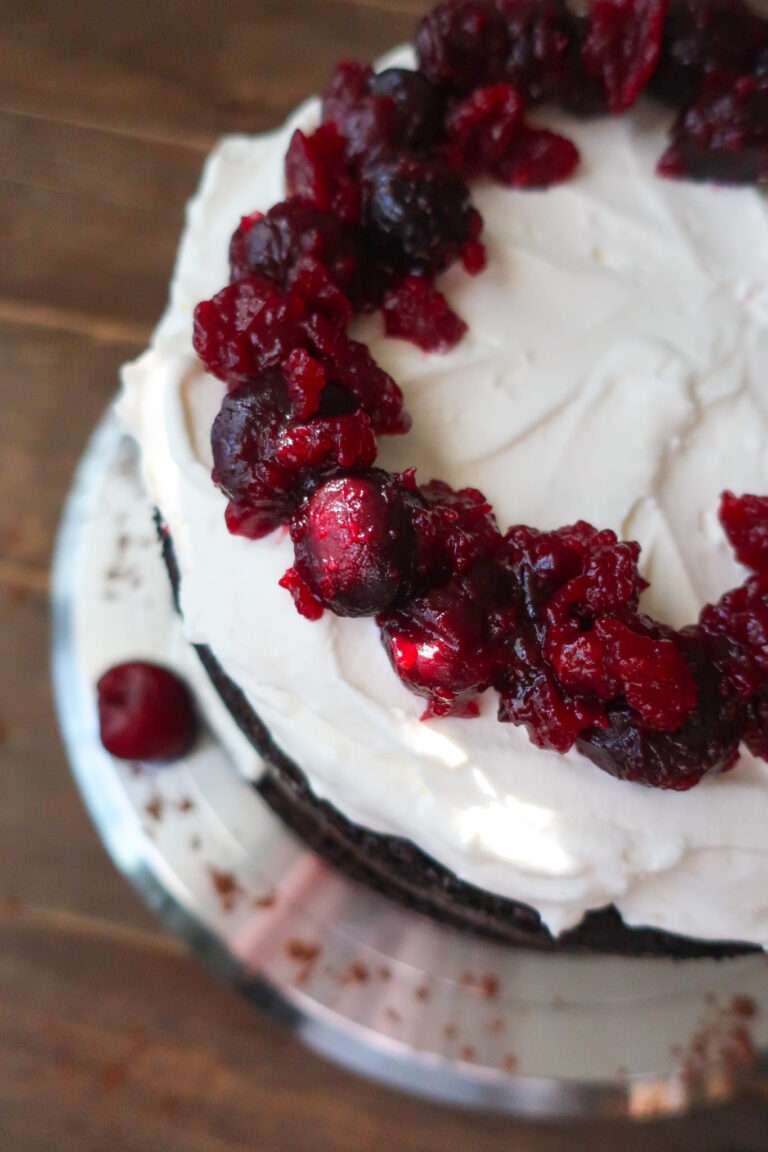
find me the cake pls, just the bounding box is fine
[117,1,768,956]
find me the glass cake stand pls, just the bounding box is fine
[51,409,768,1120]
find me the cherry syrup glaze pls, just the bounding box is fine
[191,1,768,789]
[97,662,198,762]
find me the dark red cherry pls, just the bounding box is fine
[364,155,476,273]
[416,0,511,94]
[719,491,768,575]
[379,570,499,718]
[290,470,415,616]
[285,125,361,225]
[381,276,467,353]
[658,71,768,185]
[97,662,198,762]
[369,68,445,149]
[651,0,768,107]
[494,0,571,105]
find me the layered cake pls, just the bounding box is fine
[117,1,768,955]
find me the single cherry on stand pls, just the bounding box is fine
[97,661,198,762]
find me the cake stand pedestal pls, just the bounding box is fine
[52,410,768,1120]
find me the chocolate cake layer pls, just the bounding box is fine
[158,515,757,959]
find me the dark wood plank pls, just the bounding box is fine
[0,0,430,147]
[0,324,139,573]
[0,112,201,328]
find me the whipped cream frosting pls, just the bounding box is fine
[120,47,768,946]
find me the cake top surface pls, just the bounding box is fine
[121,41,768,944]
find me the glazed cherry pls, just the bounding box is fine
[593,618,698,732]
[719,491,768,575]
[369,68,445,149]
[322,61,395,164]
[381,276,467,353]
[97,662,198,762]
[658,72,768,184]
[580,0,669,115]
[379,570,499,718]
[578,631,744,790]
[446,84,526,174]
[497,634,608,755]
[496,127,579,188]
[652,0,768,107]
[495,0,571,105]
[211,373,378,538]
[285,125,361,225]
[289,470,415,616]
[229,200,362,304]
[416,0,510,94]
[364,156,476,273]
[410,479,502,582]
[193,276,310,388]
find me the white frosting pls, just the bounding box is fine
[120,47,768,945]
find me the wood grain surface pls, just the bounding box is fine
[2,2,767,1147]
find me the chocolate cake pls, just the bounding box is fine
[117,2,768,957]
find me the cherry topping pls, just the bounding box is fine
[416,1,511,94]
[411,480,503,582]
[285,125,361,225]
[379,565,508,718]
[497,635,608,754]
[322,61,395,164]
[651,0,768,107]
[97,662,198,762]
[195,7,768,794]
[578,630,744,789]
[369,68,445,149]
[364,156,476,274]
[657,71,768,184]
[592,617,697,732]
[211,373,378,539]
[290,470,415,616]
[229,200,362,307]
[446,84,526,175]
[495,0,571,105]
[381,276,467,353]
[719,491,768,575]
[193,276,311,388]
[496,126,580,188]
[580,0,669,115]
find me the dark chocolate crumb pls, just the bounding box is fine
[730,995,758,1020]
[345,961,370,984]
[145,796,164,822]
[209,867,242,912]
[253,891,277,909]
[286,939,320,964]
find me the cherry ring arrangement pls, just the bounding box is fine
[106,1,768,790]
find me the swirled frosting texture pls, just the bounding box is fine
[120,50,768,945]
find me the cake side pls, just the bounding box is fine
[158,510,756,958]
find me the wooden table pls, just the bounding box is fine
[2,2,768,1147]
